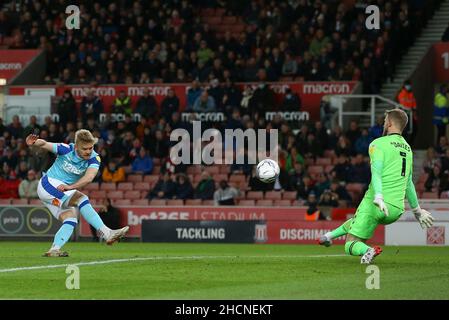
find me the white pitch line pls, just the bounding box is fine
[0,254,347,274]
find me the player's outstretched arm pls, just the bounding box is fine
[406,173,434,228]
[25,134,55,153]
[58,168,98,192]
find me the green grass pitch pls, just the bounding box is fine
[0,241,448,299]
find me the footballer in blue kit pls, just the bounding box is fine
[26,129,129,257]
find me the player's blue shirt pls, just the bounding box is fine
[45,143,100,185]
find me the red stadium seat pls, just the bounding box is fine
[274,200,292,206]
[219,165,231,174]
[90,190,106,199]
[421,192,439,199]
[308,166,324,175]
[113,199,131,206]
[127,174,143,183]
[29,199,42,205]
[150,199,167,206]
[205,166,220,174]
[185,199,202,205]
[117,182,133,191]
[229,174,246,184]
[124,191,141,199]
[282,191,297,200]
[11,199,28,205]
[246,191,263,200]
[167,199,184,206]
[144,175,160,184]
[84,182,99,191]
[106,191,124,200]
[222,16,237,24]
[265,191,281,200]
[202,200,215,206]
[100,183,116,191]
[134,182,151,191]
[256,199,273,206]
[0,199,11,205]
[238,200,255,206]
[131,199,149,206]
[187,166,202,174]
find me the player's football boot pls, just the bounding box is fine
[42,249,69,257]
[318,235,332,247]
[106,226,130,245]
[360,246,382,264]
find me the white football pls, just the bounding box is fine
[256,159,280,183]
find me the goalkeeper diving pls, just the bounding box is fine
[319,108,434,264]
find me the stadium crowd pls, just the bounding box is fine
[0,0,438,94]
[0,0,442,215]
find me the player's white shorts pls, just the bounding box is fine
[37,175,77,219]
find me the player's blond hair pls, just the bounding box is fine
[75,129,98,146]
[385,108,408,132]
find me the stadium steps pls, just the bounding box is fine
[378,0,449,112]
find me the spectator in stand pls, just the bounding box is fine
[186,79,203,111]
[193,91,216,113]
[18,169,39,200]
[304,192,327,221]
[16,161,29,180]
[0,163,20,198]
[131,147,153,175]
[330,180,352,206]
[135,88,158,119]
[335,136,353,157]
[213,180,239,206]
[174,173,194,200]
[422,147,441,174]
[90,198,121,242]
[102,160,126,183]
[331,155,352,182]
[80,89,103,124]
[355,128,371,155]
[160,88,180,122]
[0,147,18,170]
[281,51,298,77]
[23,115,41,139]
[436,136,449,156]
[248,165,274,192]
[281,88,302,111]
[433,84,449,144]
[194,171,216,200]
[425,165,449,197]
[440,148,449,174]
[397,80,418,144]
[250,82,276,115]
[112,90,132,115]
[369,116,384,141]
[350,154,370,184]
[319,190,339,208]
[7,115,23,139]
[285,147,305,173]
[146,172,176,200]
[297,175,315,201]
[345,121,361,148]
[149,129,169,159]
[57,90,77,127]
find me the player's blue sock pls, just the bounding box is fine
[78,196,106,231]
[52,217,77,249]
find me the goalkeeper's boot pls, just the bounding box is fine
[42,249,69,257]
[360,246,382,264]
[318,235,332,247]
[106,226,129,245]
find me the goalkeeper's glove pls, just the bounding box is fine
[412,206,434,229]
[373,194,389,217]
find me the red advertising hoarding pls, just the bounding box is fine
[0,50,41,83]
[265,221,385,245]
[433,42,449,82]
[79,206,308,238]
[8,81,357,121]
